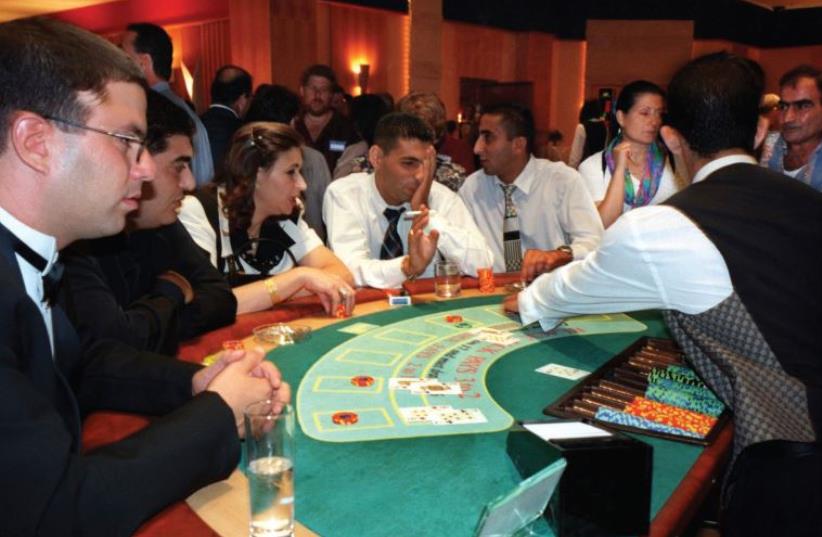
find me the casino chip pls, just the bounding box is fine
[445,315,463,323]
[335,304,347,318]
[331,411,359,426]
[350,375,375,387]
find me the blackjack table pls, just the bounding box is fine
[82,275,732,537]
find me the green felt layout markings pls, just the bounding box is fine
[297,304,646,442]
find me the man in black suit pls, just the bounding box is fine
[506,52,822,537]
[64,91,237,355]
[0,18,289,536]
[201,64,252,171]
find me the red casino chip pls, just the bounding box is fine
[221,339,244,350]
[335,304,348,318]
[445,315,463,323]
[350,375,375,387]
[331,411,359,426]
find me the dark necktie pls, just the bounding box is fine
[380,207,406,260]
[500,184,522,271]
[12,237,63,306]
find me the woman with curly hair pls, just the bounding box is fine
[179,122,355,315]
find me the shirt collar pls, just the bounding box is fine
[692,154,757,184]
[151,80,171,93]
[209,103,239,118]
[0,205,59,275]
[493,155,537,195]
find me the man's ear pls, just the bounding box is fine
[512,135,528,156]
[10,112,53,175]
[754,116,769,150]
[368,144,383,170]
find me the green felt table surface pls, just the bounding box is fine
[265,296,703,537]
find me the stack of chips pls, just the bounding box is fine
[478,268,495,293]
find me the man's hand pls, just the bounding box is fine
[405,206,439,277]
[158,270,194,304]
[520,248,572,282]
[503,293,520,313]
[199,350,292,438]
[410,145,436,211]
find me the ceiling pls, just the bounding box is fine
[0,0,116,22]
[2,0,822,24]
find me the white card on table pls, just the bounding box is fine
[535,363,590,380]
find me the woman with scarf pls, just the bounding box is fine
[179,122,355,315]
[578,80,681,228]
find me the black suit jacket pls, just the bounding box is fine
[200,105,241,172]
[0,223,239,536]
[64,221,237,355]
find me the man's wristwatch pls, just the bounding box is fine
[556,245,573,257]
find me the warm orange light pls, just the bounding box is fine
[351,59,369,75]
[181,61,194,100]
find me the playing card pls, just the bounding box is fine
[432,407,487,425]
[473,328,517,346]
[398,406,435,423]
[411,380,463,396]
[535,363,590,380]
[389,377,424,391]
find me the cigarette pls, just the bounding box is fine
[402,210,437,220]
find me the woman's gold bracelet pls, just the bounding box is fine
[264,277,279,303]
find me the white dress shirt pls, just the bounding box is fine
[578,151,680,211]
[179,192,322,275]
[323,172,494,288]
[518,155,757,330]
[459,156,604,273]
[0,206,59,355]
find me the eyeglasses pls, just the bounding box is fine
[44,115,148,162]
[777,99,817,113]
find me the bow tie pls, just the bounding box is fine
[13,237,63,306]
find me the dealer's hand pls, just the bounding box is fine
[503,293,520,313]
[520,248,572,283]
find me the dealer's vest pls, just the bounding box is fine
[662,163,822,458]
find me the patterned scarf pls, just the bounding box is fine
[604,133,665,208]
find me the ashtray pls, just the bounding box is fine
[253,323,311,345]
[504,281,526,293]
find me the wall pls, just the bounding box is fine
[586,19,694,96]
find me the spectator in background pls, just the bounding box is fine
[294,64,359,172]
[757,93,781,165]
[244,84,333,242]
[567,98,611,169]
[333,93,392,179]
[331,84,352,118]
[201,65,252,171]
[121,22,214,185]
[578,80,680,228]
[765,65,822,191]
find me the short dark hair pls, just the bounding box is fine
[146,91,194,155]
[210,65,252,105]
[779,64,822,95]
[373,112,435,154]
[0,17,145,153]
[615,80,665,114]
[245,84,300,124]
[300,64,336,87]
[579,99,604,123]
[127,22,173,80]
[220,122,304,231]
[666,52,763,158]
[482,103,535,154]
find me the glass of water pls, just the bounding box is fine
[435,260,461,298]
[244,401,295,537]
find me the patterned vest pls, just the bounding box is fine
[663,163,822,458]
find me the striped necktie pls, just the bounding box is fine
[500,184,522,272]
[380,207,406,260]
